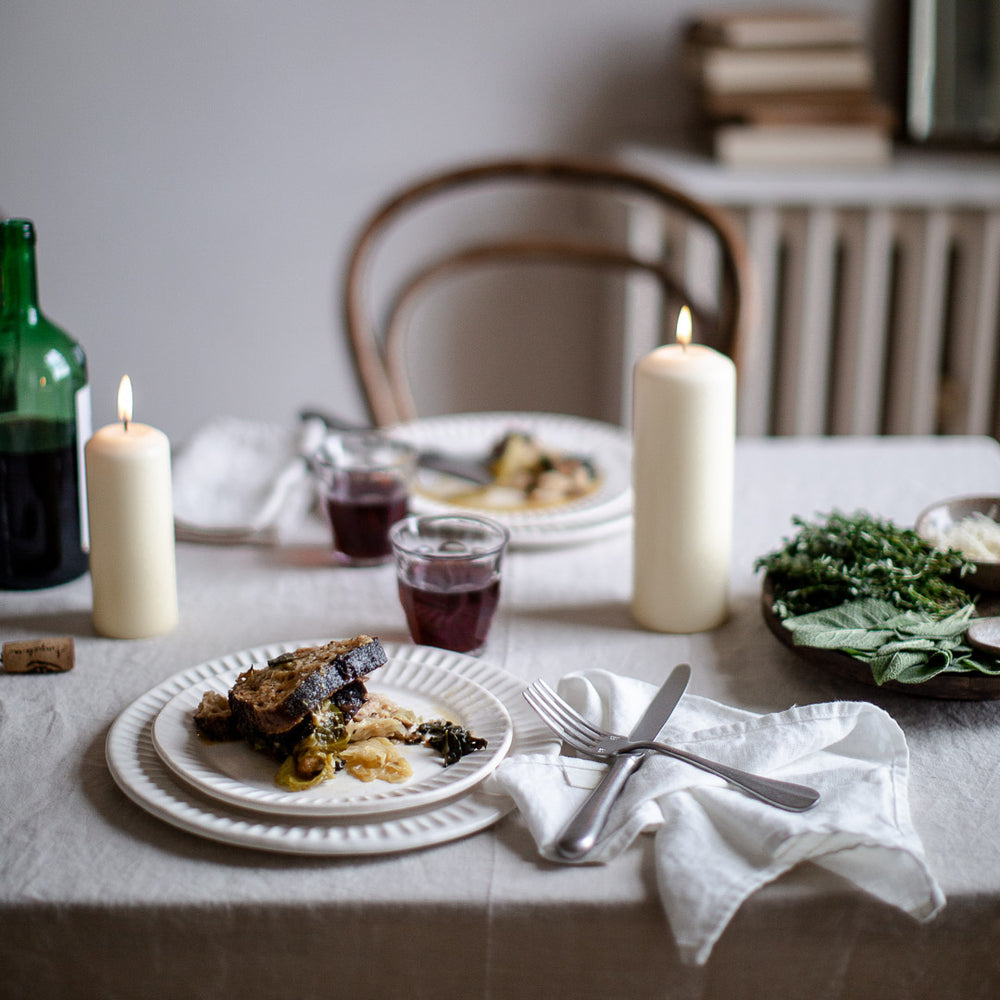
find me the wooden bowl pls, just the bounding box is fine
[761,575,1000,700]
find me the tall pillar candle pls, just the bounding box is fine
[631,308,736,633]
[85,375,178,639]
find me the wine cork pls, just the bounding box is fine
[1,637,75,673]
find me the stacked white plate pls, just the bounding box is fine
[389,412,632,548]
[106,641,551,855]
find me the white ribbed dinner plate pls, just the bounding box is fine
[106,642,549,855]
[151,654,512,817]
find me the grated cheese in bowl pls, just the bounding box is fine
[926,512,1000,563]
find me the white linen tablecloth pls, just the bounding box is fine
[3,436,1000,999]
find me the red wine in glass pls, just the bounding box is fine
[326,478,408,564]
[398,559,501,654]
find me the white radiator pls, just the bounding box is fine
[621,148,1000,437]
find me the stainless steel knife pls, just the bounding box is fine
[553,663,691,861]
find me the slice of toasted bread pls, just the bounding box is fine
[228,635,386,737]
[196,679,370,748]
[193,690,240,741]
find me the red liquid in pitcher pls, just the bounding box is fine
[398,560,500,653]
[326,486,407,562]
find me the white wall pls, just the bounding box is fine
[2,0,892,442]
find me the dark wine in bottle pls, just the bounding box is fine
[0,219,90,589]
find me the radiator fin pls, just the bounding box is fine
[630,204,1000,436]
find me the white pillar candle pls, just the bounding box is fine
[631,307,736,633]
[85,375,178,639]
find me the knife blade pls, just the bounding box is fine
[553,663,691,861]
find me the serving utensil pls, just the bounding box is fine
[523,679,820,812]
[300,408,494,485]
[965,617,1000,655]
[547,664,690,860]
[173,521,275,545]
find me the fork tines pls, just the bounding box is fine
[522,680,607,754]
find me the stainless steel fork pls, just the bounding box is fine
[523,680,820,812]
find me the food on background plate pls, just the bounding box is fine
[756,511,1000,685]
[489,432,597,502]
[424,431,599,511]
[193,635,487,790]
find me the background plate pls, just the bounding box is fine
[389,412,631,546]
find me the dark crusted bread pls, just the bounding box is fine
[194,690,240,741]
[328,679,368,722]
[242,681,370,761]
[228,635,386,737]
[196,679,370,746]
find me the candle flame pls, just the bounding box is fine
[117,375,133,430]
[676,306,692,349]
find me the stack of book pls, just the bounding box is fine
[684,8,894,168]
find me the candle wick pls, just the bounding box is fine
[123,418,129,433]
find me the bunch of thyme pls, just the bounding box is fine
[755,511,976,619]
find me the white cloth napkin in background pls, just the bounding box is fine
[486,670,945,965]
[171,417,327,542]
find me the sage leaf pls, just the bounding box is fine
[780,597,1000,683]
[783,599,901,650]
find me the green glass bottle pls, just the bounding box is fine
[0,218,90,589]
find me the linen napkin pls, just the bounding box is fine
[172,416,327,542]
[486,669,944,965]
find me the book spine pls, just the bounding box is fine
[691,46,874,94]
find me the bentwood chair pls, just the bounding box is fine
[342,157,753,428]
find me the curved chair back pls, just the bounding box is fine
[343,157,753,427]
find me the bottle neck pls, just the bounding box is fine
[1,220,41,324]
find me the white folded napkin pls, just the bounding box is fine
[486,669,944,965]
[171,417,327,542]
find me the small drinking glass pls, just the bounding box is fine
[390,514,510,655]
[311,431,417,566]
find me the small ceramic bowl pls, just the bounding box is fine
[915,495,1000,591]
